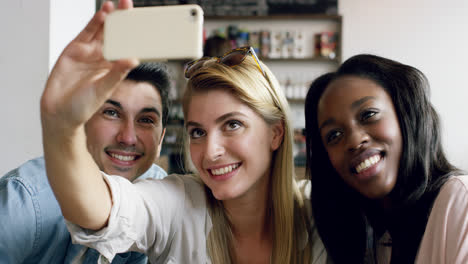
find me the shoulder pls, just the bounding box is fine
[416,177,468,263]
[0,157,56,260]
[131,173,203,191]
[137,164,168,180]
[1,156,51,196]
[439,175,468,193]
[295,179,313,237]
[297,179,312,199]
[107,173,205,211]
[173,173,204,193]
[295,179,329,263]
[296,179,312,217]
[142,174,206,205]
[147,174,209,230]
[0,158,45,227]
[425,175,468,231]
[432,175,468,209]
[1,157,50,195]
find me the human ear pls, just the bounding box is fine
[270,120,284,151]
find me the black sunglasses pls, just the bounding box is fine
[184,46,266,78]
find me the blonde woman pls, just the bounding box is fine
[41,1,327,263]
[182,46,326,263]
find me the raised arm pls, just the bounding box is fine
[40,0,139,230]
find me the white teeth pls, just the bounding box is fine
[211,164,239,176]
[355,155,381,173]
[110,153,136,161]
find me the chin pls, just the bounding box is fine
[363,191,387,200]
[109,167,135,179]
[359,185,392,200]
[210,189,238,201]
[211,192,231,201]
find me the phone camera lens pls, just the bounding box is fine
[191,9,197,16]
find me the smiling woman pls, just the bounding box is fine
[317,76,402,199]
[305,54,467,264]
[179,47,325,264]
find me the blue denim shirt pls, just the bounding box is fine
[0,157,166,264]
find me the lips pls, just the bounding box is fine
[210,163,240,175]
[355,154,381,173]
[110,153,137,161]
[349,149,384,174]
[207,162,241,181]
[106,150,141,166]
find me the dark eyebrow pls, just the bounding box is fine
[319,118,336,132]
[105,100,161,118]
[141,107,161,118]
[351,96,376,110]
[106,100,122,109]
[185,112,246,129]
[319,96,376,132]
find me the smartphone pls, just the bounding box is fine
[103,5,204,61]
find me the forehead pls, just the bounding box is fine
[110,80,162,111]
[186,89,253,122]
[319,77,391,111]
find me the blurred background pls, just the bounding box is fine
[1,0,467,177]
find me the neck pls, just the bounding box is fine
[223,175,272,241]
[380,196,393,214]
[223,176,273,264]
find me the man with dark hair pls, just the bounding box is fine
[0,62,171,263]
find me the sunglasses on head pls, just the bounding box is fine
[184,46,266,79]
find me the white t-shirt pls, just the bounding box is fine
[66,174,328,263]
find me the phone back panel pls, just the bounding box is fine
[103,5,204,61]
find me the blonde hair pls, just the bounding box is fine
[182,56,311,263]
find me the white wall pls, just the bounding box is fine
[0,0,94,176]
[0,0,49,176]
[49,1,96,71]
[339,0,468,171]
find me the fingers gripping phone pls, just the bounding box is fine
[103,5,204,61]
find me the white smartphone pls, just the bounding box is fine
[103,5,204,61]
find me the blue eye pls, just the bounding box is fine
[226,120,242,131]
[103,109,119,118]
[189,128,205,139]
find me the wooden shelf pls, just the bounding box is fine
[204,13,343,65]
[171,98,306,104]
[260,57,340,63]
[205,14,342,22]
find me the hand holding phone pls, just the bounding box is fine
[103,5,204,62]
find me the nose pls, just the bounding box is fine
[346,127,369,152]
[116,120,137,146]
[205,133,225,161]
